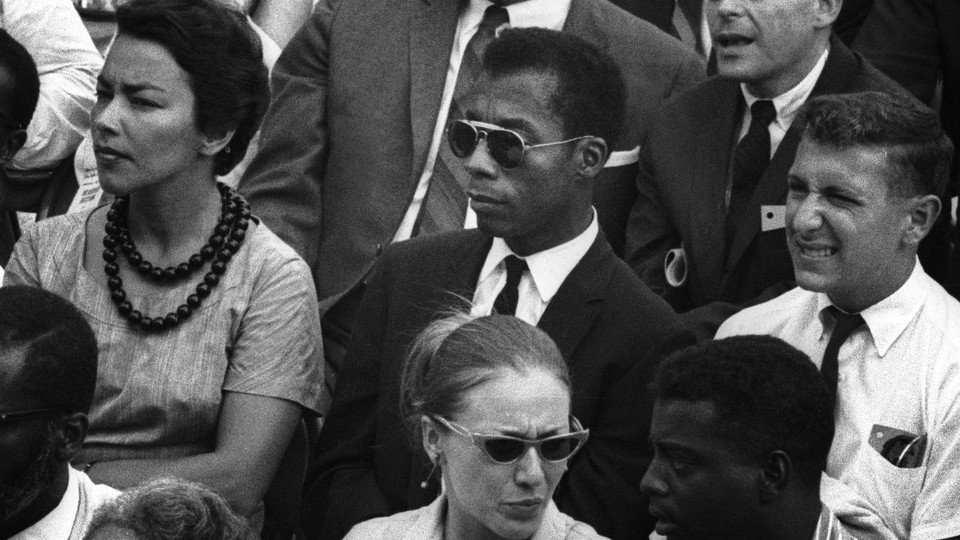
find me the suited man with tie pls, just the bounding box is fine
[304,29,687,540]
[624,0,913,338]
[238,0,702,407]
[717,93,960,540]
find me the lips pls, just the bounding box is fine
[715,31,754,48]
[501,498,545,520]
[794,240,838,259]
[93,143,131,162]
[649,506,681,536]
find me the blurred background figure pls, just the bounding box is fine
[642,335,865,540]
[345,313,605,540]
[83,478,251,540]
[0,285,118,540]
[4,0,324,532]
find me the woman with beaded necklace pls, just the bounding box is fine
[2,0,324,525]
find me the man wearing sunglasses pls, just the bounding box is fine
[718,93,960,540]
[643,335,864,540]
[239,0,703,418]
[0,285,117,540]
[307,29,688,540]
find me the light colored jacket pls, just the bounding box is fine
[344,494,608,540]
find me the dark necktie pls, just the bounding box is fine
[725,99,776,250]
[821,307,865,407]
[415,6,510,236]
[493,255,527,316]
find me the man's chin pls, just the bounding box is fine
[0,440,58,523]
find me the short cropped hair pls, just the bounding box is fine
[0,28,40,129]
[0,286,97,413]
[795,91,954,198]
[400,312,570,443]
[84,478,250,540]
[116,0,269,175]
[482,28,626,147]
[651,335,834,487]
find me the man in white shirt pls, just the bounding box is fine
[306,29,687,540]
[625,0,918,338]
[717,92,959,540]
[0,285,118,540]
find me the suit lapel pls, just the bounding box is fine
[409,0,460,177]
[537,233,610,364]
[691,82,740,296]
[722,37,860,275]
[443,229,492,295]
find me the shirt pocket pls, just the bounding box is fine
[854,442,927,538]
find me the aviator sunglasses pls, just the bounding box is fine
[433,415,590,464]
[447,119,592,169]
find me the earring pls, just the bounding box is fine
[420,457,440,489]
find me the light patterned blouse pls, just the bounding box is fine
[4,209,324,463]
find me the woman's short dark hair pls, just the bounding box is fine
[115,0,269,175]
[400,312,570,443]
[83,477,250,540]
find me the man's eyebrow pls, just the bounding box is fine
[95,77,165,94]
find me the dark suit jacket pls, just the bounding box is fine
[238,0,703,311]
[854,0,960,295]
[624,37,913,337]
[304,229,686,540]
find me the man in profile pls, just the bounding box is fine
[0,286,117,540]
[307,28,685,540]
[643,335,861,540]
[718,92,959,539]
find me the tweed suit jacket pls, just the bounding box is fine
[304,229,686,540]
[624,37,914,337]
[238,0,703,311]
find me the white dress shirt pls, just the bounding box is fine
[10,468,119,540]
[737,46,829,157]
[471,210,598,325]
[391,0,572,242]
[717,261,960,540]
[0,0,103,171]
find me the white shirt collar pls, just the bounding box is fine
[740,45,830,133]
[816,259,929,357]
[478,209,598,305]
[462,0,571,34]
[11,468,80,540]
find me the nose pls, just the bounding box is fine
[92,96,120,138]
[461,133,498,178]
[513,446,547,487]
[788,196,824,235]
[639,457,668,497]
[710,0,743,19]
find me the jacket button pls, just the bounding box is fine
[375,243,383,256]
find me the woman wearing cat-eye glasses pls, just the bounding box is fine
[344,312,606,540]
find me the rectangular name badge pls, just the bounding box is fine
[760,205,785,232]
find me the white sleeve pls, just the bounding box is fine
[2,0,103,171]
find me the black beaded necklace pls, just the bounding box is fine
[102,182,251,332]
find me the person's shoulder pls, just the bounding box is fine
[383,229,487,264]
[20,209,89,247]
[343,508,424,540]
[572,0,699,62]
[716,286,809,338]
[564,520,610,540]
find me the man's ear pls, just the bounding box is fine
[577,136,608,179]
[902,194,941,248]
[0,129,27,165]
[813,0,842,29]
[758,450,791,504]
[56,412,89,463]
[198,129,236,158]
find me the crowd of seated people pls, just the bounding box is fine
[0,0,958,539]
